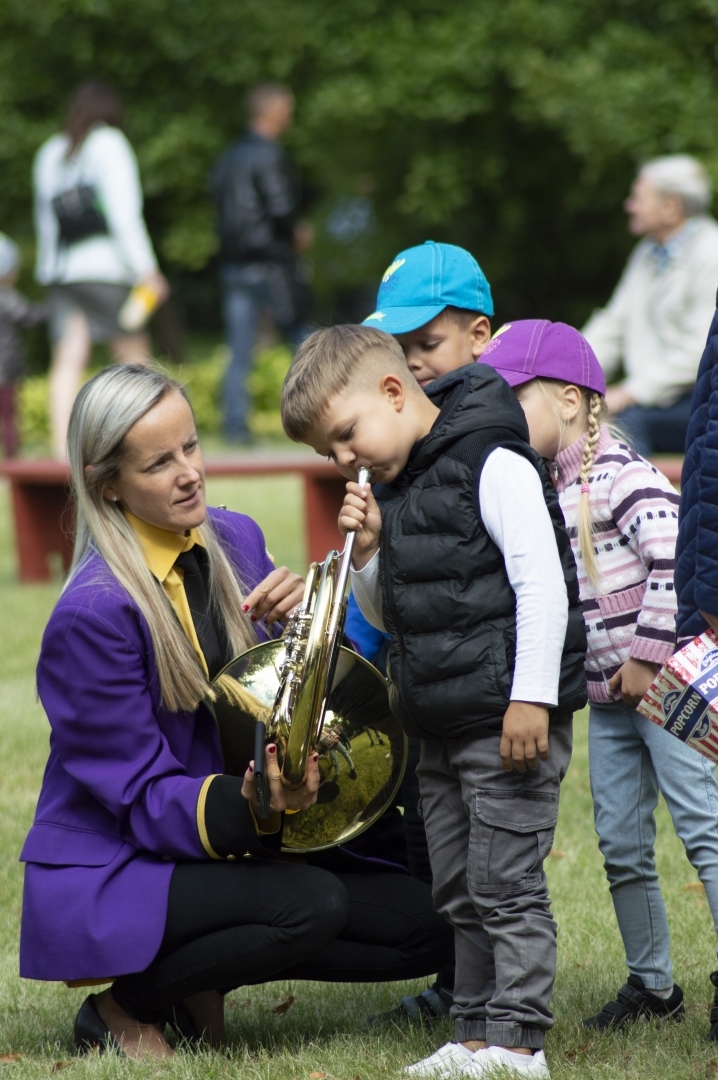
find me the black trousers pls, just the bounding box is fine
[111,858,453,1023]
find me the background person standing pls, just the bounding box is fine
[33,80,168,460]
[0,234,48,458]
[211,82,313,444]
[583,155,718,456]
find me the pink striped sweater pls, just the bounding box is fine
[554,425,679,704]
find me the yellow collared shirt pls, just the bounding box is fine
[124,511,209,676]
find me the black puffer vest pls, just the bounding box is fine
[378,364,587,739]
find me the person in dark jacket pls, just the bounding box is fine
[674,299,718,1039]
[281,325,587,1079]
[211,83,313,443]
[676,301,718,645]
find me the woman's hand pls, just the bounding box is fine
[339,481,382,570]
[608,658,659,706]
[241,744,321,814]
[242,567,305,626]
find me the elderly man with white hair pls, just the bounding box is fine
[584,154,718,456]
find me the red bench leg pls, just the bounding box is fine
[10,481,74,582]
[303,474,346,564]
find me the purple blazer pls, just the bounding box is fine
[20,509,275,982]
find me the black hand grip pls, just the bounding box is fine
[253,720,270,819]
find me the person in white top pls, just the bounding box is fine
[33,80,168,459]
[583,154,718,457]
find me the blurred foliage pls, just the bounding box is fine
[18,377,50,448]
[17,344,292,447]
[2,0,718,329]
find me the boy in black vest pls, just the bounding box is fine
[281,325,586,1079]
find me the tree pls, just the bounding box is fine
[2,0,717,337]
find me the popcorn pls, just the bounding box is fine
[638,630,718,763]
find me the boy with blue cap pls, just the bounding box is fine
[348,239,495,658]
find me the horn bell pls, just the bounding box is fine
[212,641,407,852]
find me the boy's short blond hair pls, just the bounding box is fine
[281,324,417,441]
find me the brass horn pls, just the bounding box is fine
[212,468,408,852]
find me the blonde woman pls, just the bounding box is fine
[19,364,451,1060]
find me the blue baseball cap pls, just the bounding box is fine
[362,241,494,334]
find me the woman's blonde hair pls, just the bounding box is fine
[534,379,607,589]
[67,364,257,713]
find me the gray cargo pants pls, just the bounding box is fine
[417,720,572,1049]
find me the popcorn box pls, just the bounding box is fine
[637,629,718,764]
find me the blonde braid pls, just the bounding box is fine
[577,391,604,588]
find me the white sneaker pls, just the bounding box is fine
[404,1042,478,1077]
[468,1046,550,1078]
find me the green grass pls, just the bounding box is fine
[1,478,718,1078]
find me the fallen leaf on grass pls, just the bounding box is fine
[685,881,706,892]
[50,1063,72,1072]
[274,994,295,1015]
[564,1045,589,1062]
[309,1072,326,1079]
[0,1055,22,1064]
[549,848,565,859]
[707,1061,718,1076]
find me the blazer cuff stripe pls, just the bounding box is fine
[197,774,222,859]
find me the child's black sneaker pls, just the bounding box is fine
[583,975,684,1031]
[367,983,452,1027]
[708,971,718,1039]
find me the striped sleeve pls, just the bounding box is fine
[608,459,680,664]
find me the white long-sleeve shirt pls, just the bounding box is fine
[583,215,718,407]
[351,447,568,706]
[33,125,158,286]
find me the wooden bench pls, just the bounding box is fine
[0,456,347,582]
[0,454,686,584]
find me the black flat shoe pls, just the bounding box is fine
[74,994,123,1054]
[165,1003,201,1046]
[583,975,684,1031]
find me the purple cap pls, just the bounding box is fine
[479,319,606,396]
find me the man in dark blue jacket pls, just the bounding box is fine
[674,298,718,1040]
[211,83,313,442]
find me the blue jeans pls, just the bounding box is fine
[220,262,312,440]
[589,702,718,989]
[617,393,694,457]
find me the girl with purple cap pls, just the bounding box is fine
[482,320,718,1038]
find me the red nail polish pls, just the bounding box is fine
[242,604,249,612]
[250,615,257,622]
[268,745,276,754]
[248,763,253,773]
[312,753,319,762]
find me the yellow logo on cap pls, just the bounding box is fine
[382,258,406,283]
[491,323,512,339]
[365,311,386,321]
